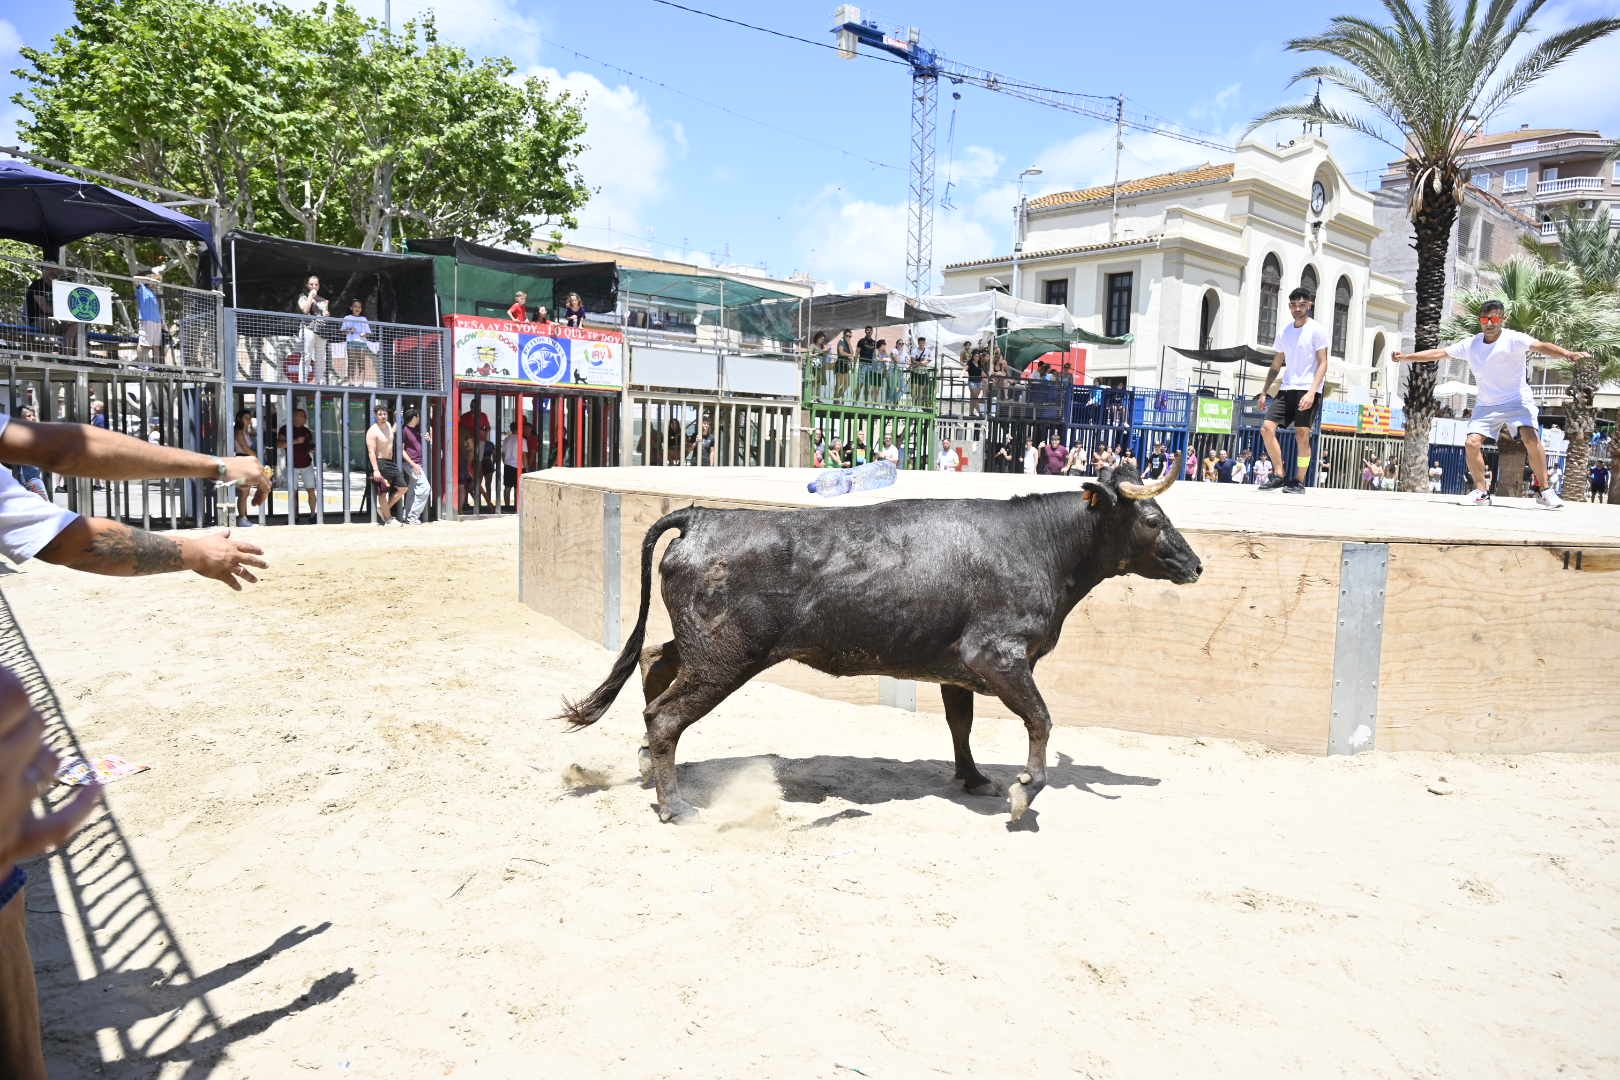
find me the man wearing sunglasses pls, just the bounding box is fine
[1393,299,1590,509]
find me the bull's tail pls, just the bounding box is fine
[558,506,694,730]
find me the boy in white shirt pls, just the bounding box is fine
[1254,287,1330,493]
[1394,299,1589,509]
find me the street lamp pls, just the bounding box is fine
[1010,167,1043,299]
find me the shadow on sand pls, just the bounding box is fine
[1,588,353,1078]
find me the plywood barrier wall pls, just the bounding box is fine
[1377,544,1620,752]
[521,474,1620,755]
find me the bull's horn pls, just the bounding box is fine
[1119,453,1178,501]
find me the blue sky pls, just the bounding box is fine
[4,0,1618,290]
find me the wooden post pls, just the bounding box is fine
[1497,432,1528,497]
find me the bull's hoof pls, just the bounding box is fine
[1007,772,1038,822]
[656,797,697,824]
[637,746,653,784]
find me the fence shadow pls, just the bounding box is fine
[1,587,352,1078]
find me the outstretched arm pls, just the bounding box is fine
[0,419,268,499]
[36,518,267,591]
[1529,341,1592,361]
[1391,347,1448,362]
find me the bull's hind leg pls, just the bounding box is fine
[637,641,681,783]
[969,659,1053,822]
[941,685,995,795]
[642,671,748,823]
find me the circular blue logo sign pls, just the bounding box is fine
[66,287,101,321]
[519,335,568,384]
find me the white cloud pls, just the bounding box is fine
[524,66,675,249]
[0,19,23,57]
[1490,2,1620,133]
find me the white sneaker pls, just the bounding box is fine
[235,516,256,527]
[1535,488,1564,510]
[1460,489,1492,507]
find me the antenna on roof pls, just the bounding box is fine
[1304,79,1325,138]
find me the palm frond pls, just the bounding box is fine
[1470,18,1620,128]
[1244,102,1405,152]
[1291,63,1408,132]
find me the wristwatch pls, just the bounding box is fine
[214,457,228,482]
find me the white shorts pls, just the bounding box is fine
[140,320,163,347]
[292,466,318,490]
[1467,401,1538,441]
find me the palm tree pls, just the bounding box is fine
[1248,0,1620,491]
[1445,259,1620,499]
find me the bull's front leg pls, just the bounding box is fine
[970,658,1052,823]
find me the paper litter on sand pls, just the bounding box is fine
[55,755,149,786]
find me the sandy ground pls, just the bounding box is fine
[2,516,1617,1079]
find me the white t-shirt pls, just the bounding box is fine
[1230,459,1248,484]
[1444,329,1535,409]
[936,447,957,471]
[502,432,521,468]
[0,414,79,564]
[1276,318,1330,391]
[880,444,900,465]
[1023,445,1038,474]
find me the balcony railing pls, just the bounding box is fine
[1537,176,1605,196]
[0,253,221,373]
[802,355,936,412]
[227,307,446,392]
[1462,137,1620,165]
[1530,382,1573,405]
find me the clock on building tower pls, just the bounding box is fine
[1310,181,1327,215]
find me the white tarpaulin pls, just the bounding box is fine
[915,291,1077,364]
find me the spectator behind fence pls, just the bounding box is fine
[232,409,258,527]
[936,438,957,471]
[562,292,585,327]
[1231,450,1249,485]
[965,349,985,416]
[1215,449,1235,483]
[1038,433,1067,475]
[880,436,900,466]
[508,291,529,322]
[295,275,331,383]
[1252,455,1273,487]
[135,266,164,364]
[23,268,59,340]
[340,299,379,386]
[1428,459,1444,493]
[276,408,319,522]
[1589,462,1608,502]
[502,422,523,506]
[688,419,715,467]
[401,407,431,525]
[1142,443,1169,481]
[834,329,854,400]
[1022,439,1037,475]
[366,403,410,525]
[1063,442,1085,477]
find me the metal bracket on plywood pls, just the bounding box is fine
[1328,541,1389,755]
[602,492,621,650]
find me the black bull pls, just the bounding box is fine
[560,457,1201,824]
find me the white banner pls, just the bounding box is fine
[51,280,114,325]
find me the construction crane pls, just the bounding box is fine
[833,5,1232,298]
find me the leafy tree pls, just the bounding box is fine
[1445,258,1620,499]
[1248,0,1620,491]
[12,0,590,272]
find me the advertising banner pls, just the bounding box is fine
[1319,399,1362,433]
[446,314,624,390]
[1194,396,1234,434]
[51,280,113,324]
[1361,404,1405,436]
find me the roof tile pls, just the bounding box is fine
[1027,163,1235,210]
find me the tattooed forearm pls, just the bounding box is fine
[84,524,185,575]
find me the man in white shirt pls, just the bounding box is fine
[1393,299,1589,509]
[0,411,269,1079]
[880,437,900,466]
[935,438,958,472]
[1254,287,1329,493]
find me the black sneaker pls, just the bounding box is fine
[1283,480,1306,494]
[1258,476,1289,491]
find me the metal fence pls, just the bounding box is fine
[227,307,446,392]
[937,370,1069,422]
[802,355,936,411]
[0,253,220,372]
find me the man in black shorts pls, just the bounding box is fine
[1255,287,1329,493]
[366,403,410,524]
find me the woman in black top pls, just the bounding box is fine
[965,351,984,415]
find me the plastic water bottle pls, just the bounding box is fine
[807,459,898,497]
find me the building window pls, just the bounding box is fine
[1331,277,1351,358]
[1456,206,1478,258]
[1542,166,1559,182]
[1613,161,1620,183]
[1104,272,1133,337]
[1042,278,1069,308]
[1470,169,1491,190]
[1300,264,1318,300]
[1504,167,1529,193]
[1257,254,1281,345]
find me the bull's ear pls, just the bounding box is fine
[1081,481,1117,510]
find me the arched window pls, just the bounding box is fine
[1332,276,1352,358]
[1257,254,1282,345]
[1199,289,1220,351]
[1300,264,1319,299]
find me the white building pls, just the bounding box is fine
[942,136,1409,400]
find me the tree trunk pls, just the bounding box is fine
[1398,192,1460,491]
[1559,361,1596,502]
[1497,433,1528,497]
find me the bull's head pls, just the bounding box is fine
[1081,453,1202,584]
